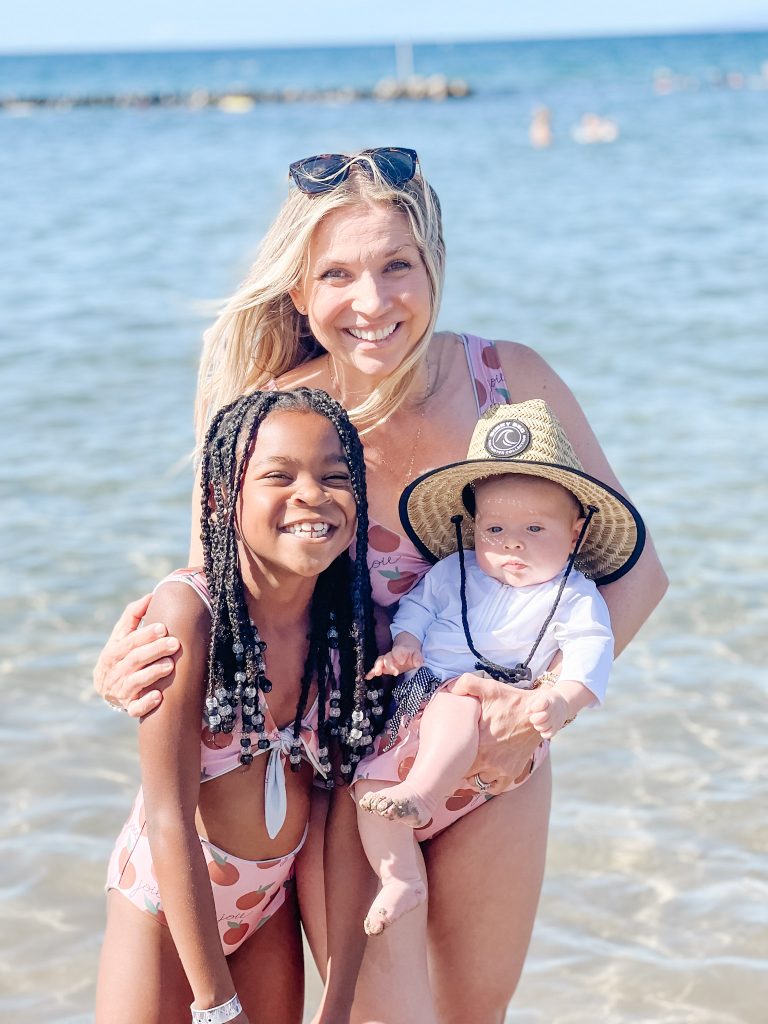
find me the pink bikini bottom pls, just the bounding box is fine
[106,789,305,953]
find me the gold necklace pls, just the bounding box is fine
[327,353,432,487]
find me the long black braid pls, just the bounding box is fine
[198,387,380,784]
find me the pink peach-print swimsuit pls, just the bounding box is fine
[355,334,549,839]
[106,569,328,953]
[366,334,511,607]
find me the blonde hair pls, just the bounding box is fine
[194,153,445,441]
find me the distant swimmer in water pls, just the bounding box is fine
[529,105,553,148]
[572,112,619,144]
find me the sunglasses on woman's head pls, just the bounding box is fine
[288,147,419,194]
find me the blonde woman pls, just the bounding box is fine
[95,148,667,1024]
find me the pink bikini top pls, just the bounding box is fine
[263,334,509,607]
[156,568,330,839]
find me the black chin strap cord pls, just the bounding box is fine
[451,505,598,689]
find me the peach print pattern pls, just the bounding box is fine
[105,789,297,953]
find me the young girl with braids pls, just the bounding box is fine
[96,388,380,1024]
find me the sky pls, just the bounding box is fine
[2,0,767,53]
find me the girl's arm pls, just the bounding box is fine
[138,583,242,1015]
[312,779,376,1023]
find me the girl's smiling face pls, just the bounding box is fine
[235,410,358,581]
[290,202,432,383]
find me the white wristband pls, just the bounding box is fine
[190,993,242,1023]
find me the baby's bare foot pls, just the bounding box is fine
[364,879,427,936]
[359,784,433,828]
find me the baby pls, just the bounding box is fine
[352,399,644,935]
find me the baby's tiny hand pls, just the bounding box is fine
[528,690,571,740]
[365,646,424,678]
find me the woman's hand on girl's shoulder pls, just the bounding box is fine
[93,593,179,717]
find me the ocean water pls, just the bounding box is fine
[1,31,767,1023]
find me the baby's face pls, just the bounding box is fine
[473,475,585,588]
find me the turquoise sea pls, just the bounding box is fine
[1,32,767,1022]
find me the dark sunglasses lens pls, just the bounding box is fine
[373,148,417,185]
[290,155,348,194]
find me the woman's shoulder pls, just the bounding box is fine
[492,338,552,374]
[443,333,557,387]
[488,339,578,406]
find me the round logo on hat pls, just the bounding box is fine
[484,419,531,458]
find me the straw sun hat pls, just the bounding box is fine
[400,400,645,584]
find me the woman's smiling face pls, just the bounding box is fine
[235,410,358,580]
[291,202,432,382]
